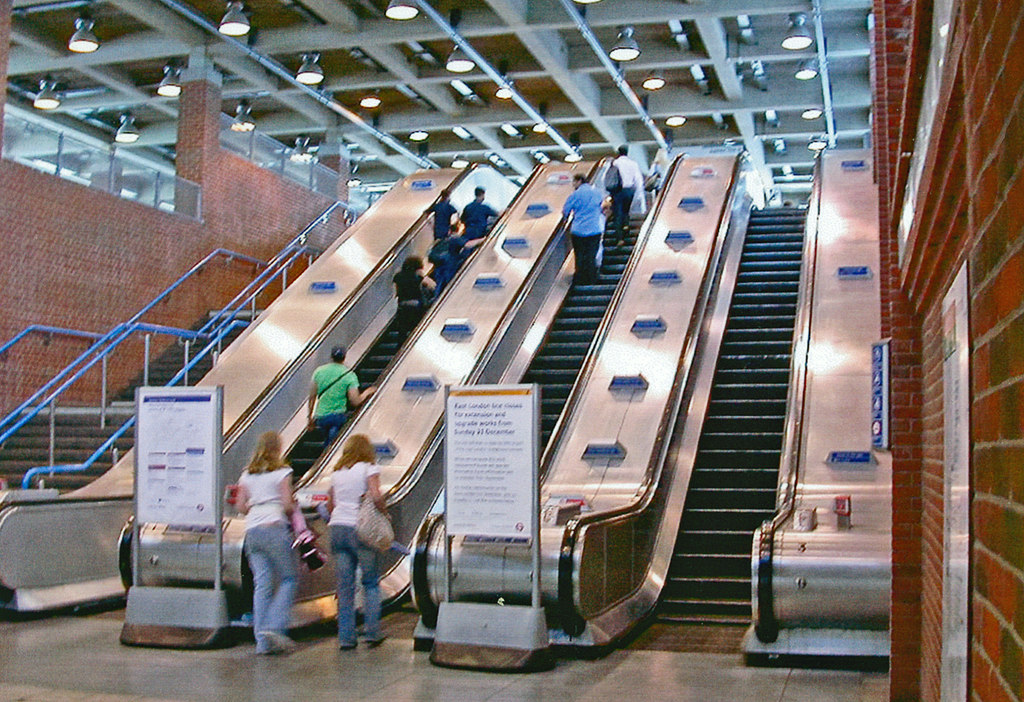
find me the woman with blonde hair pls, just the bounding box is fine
[235,431,297,655]
[326,433,387,649]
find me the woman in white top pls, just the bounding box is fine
[326,433,387,649]
[236,431,298,655]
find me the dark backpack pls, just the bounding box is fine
[604,164,623,192]
[428,238,450,266]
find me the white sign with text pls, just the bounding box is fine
[135,386,222,528]
[445,385,538,542]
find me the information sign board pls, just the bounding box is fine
[135,386,222,528]
[445,385,538,542]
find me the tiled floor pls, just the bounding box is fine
[0,608,888,702]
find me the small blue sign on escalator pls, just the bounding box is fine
[826,451,873,465]
[837,266,872,280]
[678,196,706,212]
[410,179,434,190]
[309,281,337,294]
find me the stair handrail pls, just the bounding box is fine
[752,166,822,643]
[20,320,249,489]
[0,325,103,359]
[0,202,348,436]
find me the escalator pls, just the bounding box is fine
[525,221,641,446]
[661,207,805,624]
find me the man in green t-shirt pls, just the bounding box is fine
[307,346,376,448]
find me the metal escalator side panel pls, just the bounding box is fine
[0,498,131,610]
[758,150,890,649]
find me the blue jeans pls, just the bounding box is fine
[315,411,348,449]
[611,187,636,239]
[330,524,381,646]
[244,523,298,653]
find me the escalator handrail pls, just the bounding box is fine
[555,155,745,634]
[753,162,823,642]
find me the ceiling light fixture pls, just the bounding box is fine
[808,135,828,151]
[782,12,813,51]
[495,83,513,100]
[295,53,324,85]
[532,122,548,134]
[445,47,475,73]
[666,115,686,127]
[290,137,315,163]
[795,58,819,80]
[802,107,823,120]
[451,156,470,168]
[564,152,582,162]
[347,178,362,187]
[230,99,255,132]
[642,73,666,91]
[114,113,140,144]
[573,0,603,4]
[449,79,475,97]
[219,2,250,37]
[33,78,61,110]
[156,63,182,97]
[359,94,381,109]
[68,17,99,53]
[409,130,429,142]
[385,0,419,20]
[609,26,641,62]
[452,125,473,140]
[500,122,522,138]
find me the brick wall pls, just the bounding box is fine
[878,1,1024,701]
[873,1,926,698]
[963,1,1024,699]
[0,68,346,412]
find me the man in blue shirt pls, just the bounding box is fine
[426,188,458,240]
[562,173,604,285]
[460,187,499,245]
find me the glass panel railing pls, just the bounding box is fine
[1,113,202,219]
[218,113,340,199]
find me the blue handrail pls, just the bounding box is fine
[21,320,248,488]
[0,202,345,437]
[5,201,351,488]
[0,325,103,358]
[0,248,269,433]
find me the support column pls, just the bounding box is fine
[320,128,351,205]
[175,50,223,187]
[0,0,12,155]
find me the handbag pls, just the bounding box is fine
[356,495,393,552]
[291,508,326,572]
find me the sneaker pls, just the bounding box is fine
[365,637,386,649]
[263,631,296,655]
[339,642,357,651]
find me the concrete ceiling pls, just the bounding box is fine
[5,0,873,195]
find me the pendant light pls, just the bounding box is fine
[219,2,250,37]
[295,53,324,85]
[385,0,419,20]
[68,17,99,53]
[33,78,61,110]
[609,27,640,62]
[114,113,140,144]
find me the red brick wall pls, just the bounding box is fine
[878,1,1024,701]
[0,70,346,412]
[873,1,926,698]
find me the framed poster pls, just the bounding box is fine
[134,386,223,528]
[444,385,539,542]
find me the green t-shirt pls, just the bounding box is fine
[312,363,359,417]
